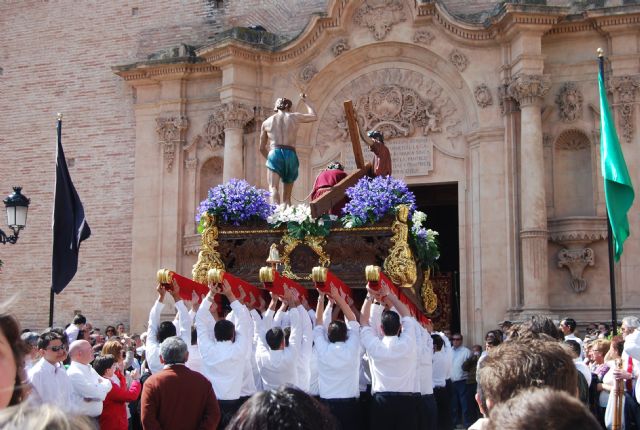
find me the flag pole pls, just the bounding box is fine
[598,49,618,336]
[49,113,63,328]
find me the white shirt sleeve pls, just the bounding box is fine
[68,366,112,400]
[147,299,165,346]
[195,297,217,359]
[370,303,385,338]
[287,307,301,350]
[175,300,192,347]
[322,301,333,330]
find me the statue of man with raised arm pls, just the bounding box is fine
[260,94,317,206]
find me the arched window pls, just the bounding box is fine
[199,156,223,202]
[553,129,594,217]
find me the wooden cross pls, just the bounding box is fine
[310,100,371,218]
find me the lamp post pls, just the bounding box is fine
[1,187,30,244]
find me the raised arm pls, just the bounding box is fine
[168,280,192,347]
[195,284,218,357]
[316,292,326,327]
[147,284,166,346]
[360,290,373,327]
[329,285,356,322]
[292,93,317,123]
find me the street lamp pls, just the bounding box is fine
[1,187,30,244]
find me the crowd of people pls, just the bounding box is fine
[0,279,639,430]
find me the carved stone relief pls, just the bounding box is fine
[610,75,640,143]
[557,247,594,293]
[315,68,462,164]
[508,74,551,106]
[155,116,188,172]
[331,39,350,57]
[299,63,318,83]
[555,129,590,151]
[449,49,468,72]
[556,82,583,123]
[203,109,225,150]
[353,0,406,41]
[193,103,253,155]
[413,30,434,45]
[474,84,493,108]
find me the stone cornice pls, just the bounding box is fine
[114,1,640,76]
[548,216,608,245]
[112,61,219,82]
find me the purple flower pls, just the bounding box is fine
[342,176,416,225]
[196,179,273,226]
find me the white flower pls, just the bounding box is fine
[329,214,338,221]
[318,218,324,227]
[412,210,427,227]
[345,221,353,228]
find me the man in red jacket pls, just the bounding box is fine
[141,336,220,430]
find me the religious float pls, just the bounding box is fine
[158,98,445,327]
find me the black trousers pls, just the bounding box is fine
[218,398,242,430]
[433,385,453,430]
[321,397,361,430]
[370,392,420,430]
[419,394,438,430]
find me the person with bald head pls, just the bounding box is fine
[67,339,112,417]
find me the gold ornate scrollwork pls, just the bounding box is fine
[192,213,225,284]
[421,268,438,314]
[280,234,330,280]
[383,205,417,288]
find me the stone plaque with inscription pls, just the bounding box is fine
[344,137,433,178]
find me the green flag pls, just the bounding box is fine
[598,67,635,261]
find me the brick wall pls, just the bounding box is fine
[0,0,326,332]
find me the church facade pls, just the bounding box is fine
[2,0,640,341]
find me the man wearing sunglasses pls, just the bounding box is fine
[27,331,82,413]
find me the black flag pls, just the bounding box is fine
[51,117,91,294]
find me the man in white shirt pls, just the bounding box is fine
[255,287,302,391]
[416,323,436,430]
[432,332,453,430]
[360,283,419,430]
[196,278,251,429]
[560,317,584,359]
[28,332,82,414]
[64,314,86,344]
[314,285,361,430]
[67,339,112,417]
[145,281,192,374]
[450,333,472,428]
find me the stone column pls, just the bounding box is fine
[221,102,253,182]
[509,74,551,312]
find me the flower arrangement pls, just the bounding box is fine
[341,176,416,228]
[268,204,336,239]
[409,210,440,270]
[196,179,272,229]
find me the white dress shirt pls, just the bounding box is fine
[416,325,434,395]
[227,308,257,397]
[432,332,451,388]
[295,305,314,392]
[65,325,80,344]
[314,320,361,399]
[66,361,113,416]
[196,298,251,400]
[451,345,471,382]
[185,344,204,376]
[28,358,82,414]
[360,316,418,394]
[255,306,301,390]
[574,359,592,388]
[146,299,191,374]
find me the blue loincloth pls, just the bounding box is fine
[266,148,299,184]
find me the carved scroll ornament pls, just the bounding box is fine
[610,75,640,143]
[155,116,188,172]
[474,84,493,108]
[383,205,417,288]
[353,0,406,41]
[449,49,469,72]
[413,30,434,45]
[556,82,583,123]
[331,39,350,57]
[557,247,594,293]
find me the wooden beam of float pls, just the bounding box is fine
[310,100,369,218]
